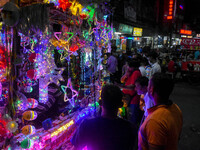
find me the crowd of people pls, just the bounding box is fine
[70,46,183,150]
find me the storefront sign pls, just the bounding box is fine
[180,29,192,35]
[119,24,133,35]
[181,38,200,50]
[167,0,174,20]
[133,28,143,36]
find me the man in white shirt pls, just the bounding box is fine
[147,51,161,79]
[135,76,154,118]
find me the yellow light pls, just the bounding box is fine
[51,120,74,137]
[10,123,15,128]
[70,1,83,16]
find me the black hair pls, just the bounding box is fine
[147,51,158,60]
[128,58,140,68]
[141,57,149,66]
[135,76,149,87]
[151,73,174,102]
[101,84,123,109]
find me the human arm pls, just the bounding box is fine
[115,82,135,91]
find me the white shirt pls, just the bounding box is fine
[143,93,154,117]
[139,66,146,77]
[149,62,161,79]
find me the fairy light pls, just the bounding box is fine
[39,78,48,104]
[61,78,78,107]
[51,120,74,138]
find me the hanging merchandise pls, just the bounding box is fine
[22,111,37,121]
[0,0,114,149]
[21,125,36,135]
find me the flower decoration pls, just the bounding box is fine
[6,121,18,133]
[58,0,72,11]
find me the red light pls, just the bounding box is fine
[167,16,173,20]
[180,29,192,35]
[169,4,173,8]
[169,12,173,15]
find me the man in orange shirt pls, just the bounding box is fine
[138,73,183,150]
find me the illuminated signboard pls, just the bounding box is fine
[119,24,133,34]
[133,28,143,36]
[180,29,192,35]
[167,0,174,20]
[196,34,200,38]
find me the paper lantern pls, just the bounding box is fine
[27,98,38,108]
[24,86,33,93]
[21,138,32,149]
[6,121,18,133]
[22,111,37,121]
[21,125,36,135]
[15,91,28,111]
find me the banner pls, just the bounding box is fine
[181,38,200,50]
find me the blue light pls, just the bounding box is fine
[179,5,183,10]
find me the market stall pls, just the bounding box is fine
[0,0,113,149]
[180,38,200,84]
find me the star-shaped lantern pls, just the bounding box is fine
[61,78,78,107]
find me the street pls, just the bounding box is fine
[171,82,200,150]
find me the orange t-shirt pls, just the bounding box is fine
[138,103,183,150]
[122,70,141,104]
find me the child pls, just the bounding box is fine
[135,76,154,118]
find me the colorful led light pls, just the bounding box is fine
[61,78,78,107]
[51,120,74,137]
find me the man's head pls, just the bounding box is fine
[127,58,140,72]
[135,76,149,95]
[148,73,174,105]
[147,51,158,65]
[101,84,123,110]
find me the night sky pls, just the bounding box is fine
[184,0,200,32]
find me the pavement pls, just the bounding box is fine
[170,81,200,150]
